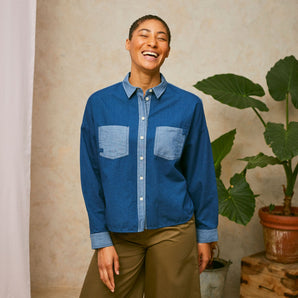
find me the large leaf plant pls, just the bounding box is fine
[197,55,298,220]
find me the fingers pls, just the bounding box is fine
[107,265,115,291]
[97,246,119,293]
[99,268,114,292]
[114,255,120,276]
[197,243,211,273]
[199,254,210,273]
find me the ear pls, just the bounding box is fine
[125,39,130,51]
[165,46,171,58]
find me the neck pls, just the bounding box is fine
[129,69,161,95]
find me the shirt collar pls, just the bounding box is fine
[122,73,168,99]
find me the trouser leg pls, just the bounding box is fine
[80,217,200,298]
[144,217,201,298]
[80,234,145,298]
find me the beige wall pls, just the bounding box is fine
[31,0,298,296]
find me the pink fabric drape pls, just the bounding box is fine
[0,0,36,297]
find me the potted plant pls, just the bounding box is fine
[194,55,298,263]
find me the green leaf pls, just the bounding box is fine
[266,55,298,108]
[217,174,256,225]
[264,122,298,161]
[194,74,268,111]
[269,204,276,212]
[211,129,236,178]
[214,164,222,180]
[239,152,282,169]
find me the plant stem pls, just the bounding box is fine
[286,92,289,130]
[252,107,266,128]
[283,162,293,196]
[289,160,292,172]
[292,162,298,192]
[283,184,292,216]
[283,93,294,215]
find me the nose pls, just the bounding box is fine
[148,36,157,47]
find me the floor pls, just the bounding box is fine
[31,287,81,298]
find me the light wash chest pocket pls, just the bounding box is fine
[98,125,129,159]
[154,126,186,160]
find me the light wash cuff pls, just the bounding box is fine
[196,228,218,243]
[90,232,113,249]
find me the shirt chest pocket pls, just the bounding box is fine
[154,126,186,160]
[98,125,129,159]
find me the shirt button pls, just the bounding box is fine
[141,117,145,121]
[140,197,144,201]
[140,176,144,180]
[140,136,144,140]
[140,156,144,160]
[145,97,149,101]
[149,89,153,93]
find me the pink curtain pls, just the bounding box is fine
[0,0,36,297]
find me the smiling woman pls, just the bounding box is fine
[125,17,171,91]
[79,14,218,298]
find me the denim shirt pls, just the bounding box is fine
[80,74,218,249]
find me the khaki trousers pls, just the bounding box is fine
[80,216,201,298]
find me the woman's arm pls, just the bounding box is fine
[181,98,218,268]
[80,96,113,249]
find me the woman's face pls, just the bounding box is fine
[126,19,170,74]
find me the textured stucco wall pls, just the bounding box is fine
[30,0,298,296]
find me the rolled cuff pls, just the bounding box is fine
[90,232,113,249]
[196,228,218,243]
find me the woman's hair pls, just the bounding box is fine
[128,15,171,45]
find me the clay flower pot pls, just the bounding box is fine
[259,206,298,263]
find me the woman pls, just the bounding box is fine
[80,15,218,298]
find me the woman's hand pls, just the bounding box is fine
[197,243,211,273]
[97,246,120,292]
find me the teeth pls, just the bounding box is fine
[143,51,158,57]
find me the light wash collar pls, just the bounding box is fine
[122,73,168,99]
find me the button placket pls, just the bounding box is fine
[136,90,151,232]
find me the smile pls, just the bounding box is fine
[142,51,159,58]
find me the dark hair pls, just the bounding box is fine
[128,15,171,45]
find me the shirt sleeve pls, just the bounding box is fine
[80,96,113,249]
[181,98,218,243]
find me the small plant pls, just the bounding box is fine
[195,55,298,217]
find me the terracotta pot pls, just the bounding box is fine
[259,206,298,263]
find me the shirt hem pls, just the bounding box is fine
[107,215,194,233]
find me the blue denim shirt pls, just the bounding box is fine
[80,74,218,249]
